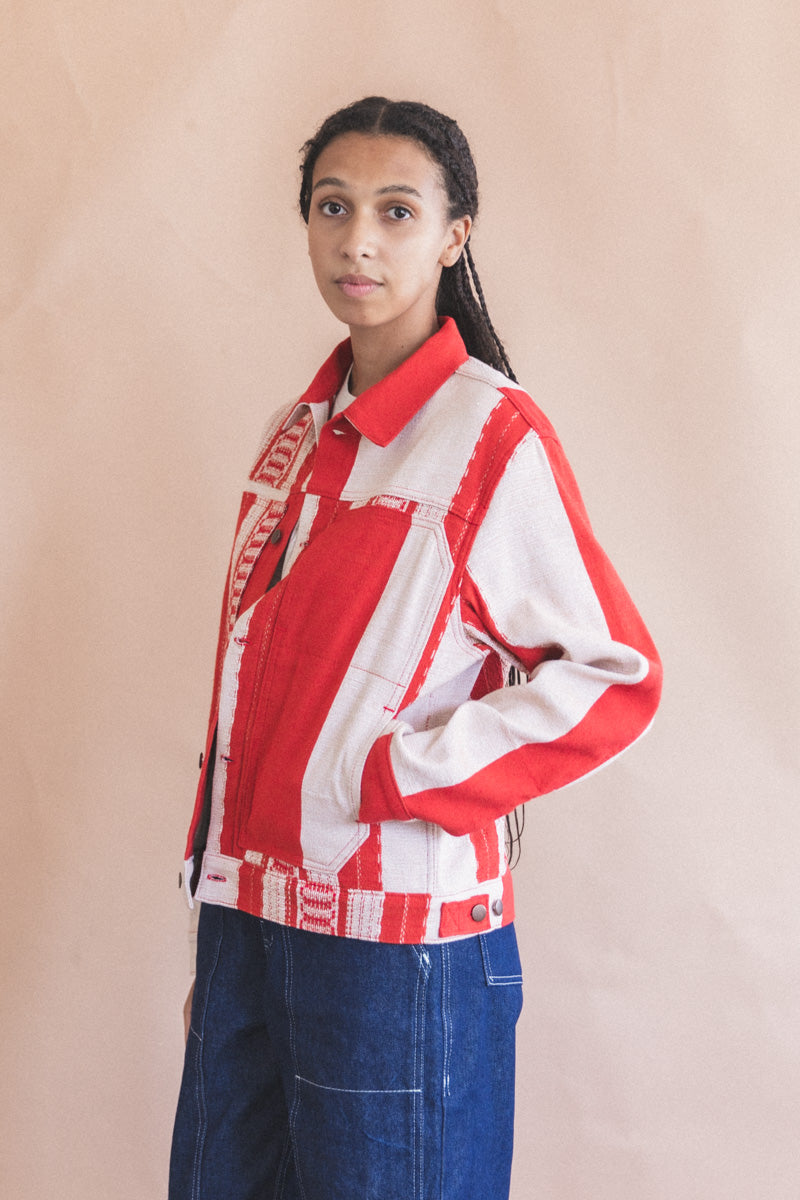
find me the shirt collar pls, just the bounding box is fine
[282,318,469,448]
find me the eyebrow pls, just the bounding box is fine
[311,177,423,199]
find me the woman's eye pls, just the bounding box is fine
[387,205,412,220]
[320,200,345,216]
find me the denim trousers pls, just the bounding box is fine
[169,903,523,1200]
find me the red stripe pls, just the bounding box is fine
[439,895,490,938]
[379,892,430,943]
[501,870,515,921]
[218,597,278,858]
[533,430,660,657]
[469,649,505,698]
[307,419,361,499]
[294,447,315,492]
[469,824,500,883]
[337,825,383,892]
[402,677,660,836]
[227,503,414,863]
[236,859,265,914]
[499,386,559,441]
[400,400,528,710]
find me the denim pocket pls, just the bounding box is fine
[291,1075,421,1199]
[478,923,523,986]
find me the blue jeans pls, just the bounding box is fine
[169,904,523,1200]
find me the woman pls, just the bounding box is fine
[169,96,661,1200]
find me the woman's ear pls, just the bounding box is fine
[439,215,472,268]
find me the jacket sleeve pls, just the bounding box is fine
[359,425,662,837]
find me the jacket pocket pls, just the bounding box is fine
[478,924,523,986]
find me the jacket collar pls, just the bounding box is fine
[282,318,469,448]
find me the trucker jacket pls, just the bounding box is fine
[183,318,661,944]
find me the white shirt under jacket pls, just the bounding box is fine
[183,318,662,944]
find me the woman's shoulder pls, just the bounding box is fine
[453,356,559,442]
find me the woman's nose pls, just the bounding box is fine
[339,212,375,261]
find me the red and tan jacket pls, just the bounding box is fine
[184,319,661,943]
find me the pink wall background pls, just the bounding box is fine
[3,3,799,1196]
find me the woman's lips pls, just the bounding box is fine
[336,275,381,298]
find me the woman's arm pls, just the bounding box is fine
[360,426,662,834]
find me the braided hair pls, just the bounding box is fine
[299,96,517,382]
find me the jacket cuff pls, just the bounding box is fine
[359,732,413,824]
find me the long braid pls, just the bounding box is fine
[437,246,517,382]
[463,244,517,382]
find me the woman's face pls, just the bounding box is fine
[307,133,470,351]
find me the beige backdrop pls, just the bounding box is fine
[3,2,799,1197]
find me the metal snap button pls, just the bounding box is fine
[492,899,504,917]
[471,903,487,923]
